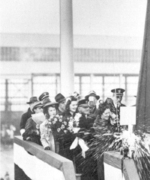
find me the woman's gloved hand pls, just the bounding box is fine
[44,146,51,150]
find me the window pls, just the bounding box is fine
[33,75,57,101]
[92,76,103,98]
[81,76,90,96]
[126,76,139,105]
[104,76,125,101]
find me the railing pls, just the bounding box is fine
[14,136,77,180]
[14,136,140,180]
[104,151,140,180]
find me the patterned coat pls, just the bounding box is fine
[40,120,55,151]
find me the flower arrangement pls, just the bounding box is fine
[45,113,82,137]
[81,126,150,180]
[46,115,71,136]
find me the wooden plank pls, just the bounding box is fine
[14,136,76,180]
[104,151,140,180]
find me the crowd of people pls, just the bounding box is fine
[20,88,126,180]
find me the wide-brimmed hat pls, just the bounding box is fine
[27,96,38,104]
[43,98,58,108]
[111,88,125,96]
[55,93,66,103]
[78,99,89,108]
[31,101,43,112]
[39,92,49,101]
[85,90,100,100]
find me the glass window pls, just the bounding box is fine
[0,79,5,110]
[104,76,125,100]
[74,76,80,94]
[33,75,57,101]
[92,76,103,97]
[126,76,139,105]
[81,76,90,96]
[6,79,31,111]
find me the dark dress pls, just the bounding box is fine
[94,116,116,180]
[20,108,34,130]
[23,117,41,145]
[75,114,96,179]
[58,111,75,161]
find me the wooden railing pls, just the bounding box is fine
[14,136,77,180]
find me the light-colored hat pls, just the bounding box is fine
[31,101,43,112]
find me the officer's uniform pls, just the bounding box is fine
[111,88,126,131]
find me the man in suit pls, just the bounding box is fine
[55,93,66,115]
[78,99,95,130]
[85,90,100,119]
[20,97,38,136]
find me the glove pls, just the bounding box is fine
[44,146,51,150]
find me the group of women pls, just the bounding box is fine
[22,93,120,180]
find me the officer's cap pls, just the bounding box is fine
[111,88,125,96]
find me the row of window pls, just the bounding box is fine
[0,47,141,62]
[0,74,138,111]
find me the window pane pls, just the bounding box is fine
[81,76,90,83]
[33,75,57,101]
[104,76,125,99]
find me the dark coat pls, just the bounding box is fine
[23,117,41,145]
[20,108,34,130]
[94,116,117,180]
[89,106,99,120]
[79,114,95,130]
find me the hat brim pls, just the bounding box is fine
[79,104,89,108]
[39,95,49,101]
[26,101,37,104]
[115,94,123,96]
[58,98,66,103]
[85,94,100,100]
[31,103,43,112]
[44,102,58,108]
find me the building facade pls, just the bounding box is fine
[0,33,143,111]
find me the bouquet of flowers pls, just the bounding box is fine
[46,115,71,136]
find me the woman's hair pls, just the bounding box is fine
[98,103,111,117]
[105,98,116,114]
[98,98,116,116]
[43,105,57,119]
[65,96,78,114]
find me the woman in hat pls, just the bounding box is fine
[23,101,43,145]
[40,98,58,151]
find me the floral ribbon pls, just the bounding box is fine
[70,137,89,158]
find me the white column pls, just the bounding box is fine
[60,0,74,96]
